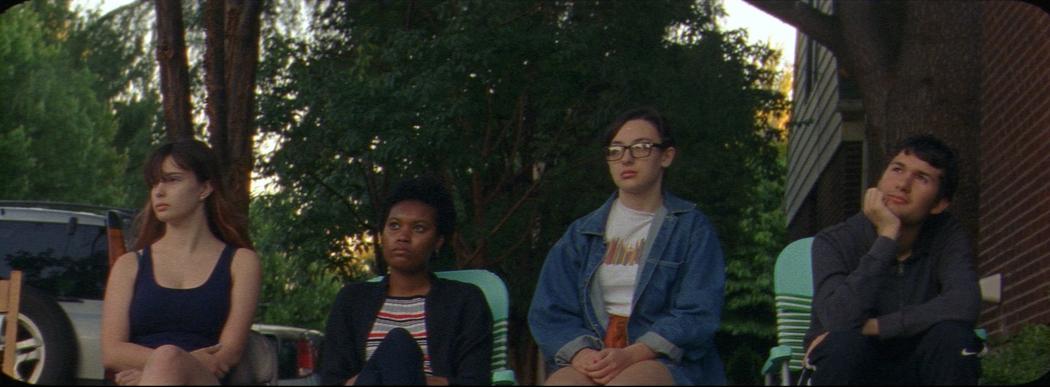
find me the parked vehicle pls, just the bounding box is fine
[252,323,323,385]
[0,202,322,384]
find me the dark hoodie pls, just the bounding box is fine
[805,212,981,348]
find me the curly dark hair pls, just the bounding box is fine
[382,176,456,241]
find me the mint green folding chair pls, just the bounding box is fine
[761,237,814,386]
[370,270,517,385]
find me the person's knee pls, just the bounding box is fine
[369,328,423,366]
[386,327,413,343]
[545,366,595,386]
[918,321,983,364]
[915,322,981,383]
[382,328,420,352]
[142,345,191,380]
[606,360,673,386]
[147,345,186,365]
[808,330,874,374]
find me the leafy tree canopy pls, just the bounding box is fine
[0,3,131,205]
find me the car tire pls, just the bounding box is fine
[3,286,78,384]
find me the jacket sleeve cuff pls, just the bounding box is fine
[637,331,684,362]
[554,335,603,366]
[877,313,904,339]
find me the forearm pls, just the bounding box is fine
[813,236,897,330]
[625,343,657,363]
[103,341,154,371]
[877,288,980,338]
[553,335,603,365]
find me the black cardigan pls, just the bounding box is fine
[320,275,493,385]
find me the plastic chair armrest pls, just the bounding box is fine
[492,369,517,385]
[761,345,793,375]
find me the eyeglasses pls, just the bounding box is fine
[605,142,669,161]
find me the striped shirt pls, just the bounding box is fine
[365,296,432,374]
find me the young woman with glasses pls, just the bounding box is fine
[529,107,727,385]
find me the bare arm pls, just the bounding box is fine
[204,248,262,377]
[101,252,155,371]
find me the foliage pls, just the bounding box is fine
[0,3,130,206]
[981,324,1050,384]
[251,195,346,330]
[67,0,165,208]
[256,0,789,383]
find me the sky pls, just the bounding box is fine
[721,0,797,65]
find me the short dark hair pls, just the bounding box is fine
[889,135,959,201]
[383,176,456,241]
[603,106,675,147]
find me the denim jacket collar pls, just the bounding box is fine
[577,190,695,237]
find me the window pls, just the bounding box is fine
[0,219,108,299]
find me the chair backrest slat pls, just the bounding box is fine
[2,270,24,378]
[773,238,814,372]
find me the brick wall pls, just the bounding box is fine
[978,1,1050,337]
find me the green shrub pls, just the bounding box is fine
[981,324,1050,384]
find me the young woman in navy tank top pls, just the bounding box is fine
[101,140,260,385]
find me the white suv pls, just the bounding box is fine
[0,202,321,384]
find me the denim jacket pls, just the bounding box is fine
[528,191,726,385]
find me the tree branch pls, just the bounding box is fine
[745,0,841,54]
[486,178,540,240]
[304,170,369,230]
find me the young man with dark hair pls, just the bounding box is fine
[805,135,983,384]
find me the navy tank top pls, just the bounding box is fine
[128,244,234,351]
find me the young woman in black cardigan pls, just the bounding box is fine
[320,176,493,385]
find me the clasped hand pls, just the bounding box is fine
[191,343,229,379]
[571,348,637,385]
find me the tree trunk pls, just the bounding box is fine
[156,0,262,231]
[212,0,262,219]
[204,0,228,146]
[154,0,194,141]
[747,0,982,238]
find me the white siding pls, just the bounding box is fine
[784,0,847,223]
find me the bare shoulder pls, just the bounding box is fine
[111,251,141,275]
[230,248,261,273]
[105,251,141,292]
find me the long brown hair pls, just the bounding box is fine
[131,140,253,250]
